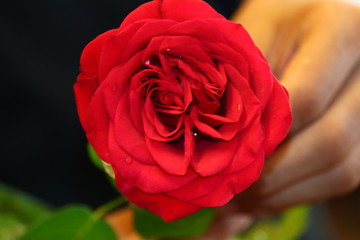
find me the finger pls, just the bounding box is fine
[249,64,360,198]
[243,143,360,215]
[231,0,279,54]
[279,2,360,133]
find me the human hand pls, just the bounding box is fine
[231,0,360,215]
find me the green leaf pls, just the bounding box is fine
[0,183,49,225]
[133,205,216,238]
[19,205,117,240]
[0,214,27,240]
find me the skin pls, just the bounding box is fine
[231,0,360,216]
[107,0,360,239]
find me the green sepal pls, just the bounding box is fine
[87,143,106,171]
[87,143,117,189]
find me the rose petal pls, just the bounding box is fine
[207,18,274,109]
[85,90,111,163]
[184,151,264,207]
[262,78,292,156]
[203,41,249,79]
[166,19,227,43]
[98,20,149,82]
[247,53,275,110]
[167,144,264,206]
[157,36,214,65]
[161,0,224,21]
[82,47,144,163]
[190,133,240,177]
[115,174,201,222]
[184,116,195,166]
[120,0,223,33]
[121,20,176,63]
[221,118,264,175]
[74,29,117,127]
[100,53,156,165]
[113,97,156,165]
[78,29,118,81]
[198,112,235,127]
[143,94,184,141]
[119,1,163,30]
[206,18,258,57]
[167,175,225,202]
[223,63,261,131]
[108,123,198,193]
[191,83,244,141]
[146,137,190,176]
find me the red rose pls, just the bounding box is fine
[74,0,292,221]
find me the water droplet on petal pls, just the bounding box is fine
[193,132,198,137]
[140,77,148,85]
[145,59,151,65]
[125,156,132,164]
[237,104,241,110]
[177,56,182,59]
[165,48,171,52]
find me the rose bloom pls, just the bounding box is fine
[74,0,292,221]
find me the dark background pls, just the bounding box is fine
[0,0,241,208]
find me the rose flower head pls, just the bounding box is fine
[74,0,292,222]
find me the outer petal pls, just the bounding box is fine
[167,174,226,202]
[119,0,224,31]
[160,0,224,21]
[262,79,292,156]
[120,20,176,63]
[247,53,275,110]
[119,1,162,30]
[85,90,111,162]
[99,52,156,165]
[167,147,264,207]
[205,19,276,110]
[98,20,149,82]
[74,29,117,127]
[184,150,264,207]
[206,18,258,58]
[115,174,201,222]
[221,116,264,175]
